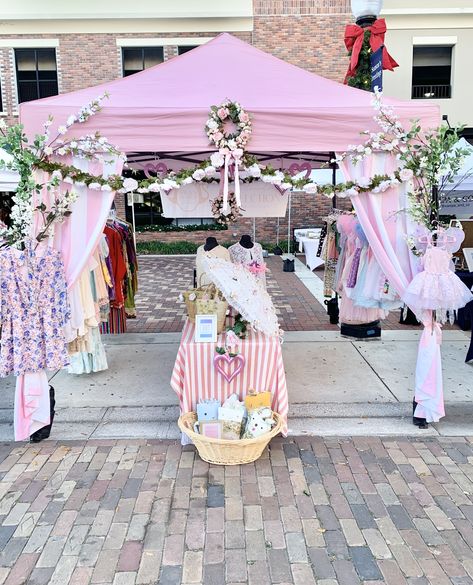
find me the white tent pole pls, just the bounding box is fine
[131,192,137,250]
[253,217,256,242]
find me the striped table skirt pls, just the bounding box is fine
[171,319,288,436]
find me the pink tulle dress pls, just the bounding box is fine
[403,244,473,313]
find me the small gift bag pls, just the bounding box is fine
[244,390,272,411]
[196,288,228,334]
[196,399,220,422]
[243,407,275,439]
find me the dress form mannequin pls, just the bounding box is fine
[196,238,230,286]
[239,234,254,249]
[229,236,266,288]
[204,237,219,251]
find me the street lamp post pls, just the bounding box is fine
[350,0,383,27]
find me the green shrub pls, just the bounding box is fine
[137,239,293,255]
[136,223,227,233]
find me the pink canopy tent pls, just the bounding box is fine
[16,32,447,438]
[20,33,439,154]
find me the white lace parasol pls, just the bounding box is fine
[202,256,282,337]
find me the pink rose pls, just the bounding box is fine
[217,108,228,120]
[213,132,223,141]
[240,131,250,141]
[239,112,249,123]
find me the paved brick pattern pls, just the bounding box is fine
[2,437,473,583]
[127,256,422,333]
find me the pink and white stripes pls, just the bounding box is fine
[171,320,288,435]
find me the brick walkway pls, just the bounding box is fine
[128,256,419,333]
[2,437,473,584]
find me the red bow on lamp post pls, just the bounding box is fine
[344,18,398,83]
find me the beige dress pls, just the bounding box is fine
[196,244,230,287]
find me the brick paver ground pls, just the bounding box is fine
[2,436,473,584]
[128,256,420,333]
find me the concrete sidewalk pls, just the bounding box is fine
[0,329,471,441]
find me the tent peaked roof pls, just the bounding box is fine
[20,32,440,153]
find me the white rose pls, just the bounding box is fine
[207,119,218,130]
[148,182,162,193]
[66,115,76,127]
[346,187,359,197]
[182,176,193,185]
[88,182,101,190]
[303,183,317,194]
[63,176,74,184]
[122,177,139,192]
[210,152,225,168]
[101,184,112,192]
[281,182,292,190]
[262,174,273,183]
[227,139,237,150]
[399,168,414,182]
[192,169,206,181]
[248,164,261,178]
[205,165,217,177]
[52,170,63,180]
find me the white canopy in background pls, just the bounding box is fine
[161,182,289,219]
[0,148,20,192]
[440,138,473,218]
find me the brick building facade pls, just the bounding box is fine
[0,1,353,244]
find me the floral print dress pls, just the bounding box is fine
[0,243,70,377]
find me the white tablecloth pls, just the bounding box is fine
[299,237,324,271]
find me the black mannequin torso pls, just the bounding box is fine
[204,237,219,251]
[239,235,254,249]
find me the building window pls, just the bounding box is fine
[15,48,58,103]
[177,45,198,55]
[412,46,452,99]
[122,47,163,76]
[124,193,214,228]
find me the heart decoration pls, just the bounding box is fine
[144,162,168,179]
[288,162,312,179]
[213,353,245,384]
[274,185,288,195]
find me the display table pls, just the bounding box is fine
[171,319,288,435]
[299,237,324,271]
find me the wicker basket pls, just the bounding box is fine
[178,411,283,465]
[195,297,228,334]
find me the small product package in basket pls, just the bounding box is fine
[196,399,220,422]
[218,394,247,440]
[245,390,272,411]
[198,421,222,439]
[243,407,275,439]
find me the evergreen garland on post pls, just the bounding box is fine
[346,30,372,91]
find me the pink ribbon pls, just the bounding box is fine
[424,319,443,345]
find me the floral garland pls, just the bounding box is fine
[3,91,466,243]
[206,100,252,151]
[0,93,123,247]
[211,191,242,226]
[331,87,471,227]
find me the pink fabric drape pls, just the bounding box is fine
[14,156,122,441]
[339,153,444,423]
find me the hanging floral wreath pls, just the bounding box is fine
[205,100,252,151]
[211,191,242,226]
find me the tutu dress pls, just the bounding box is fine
[403,242,473,315]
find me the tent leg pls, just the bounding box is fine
[131,192,137,250]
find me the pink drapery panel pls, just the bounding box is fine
[14,156,122,441]
[339,153,444,423]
